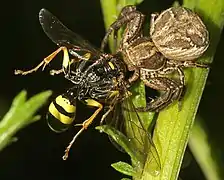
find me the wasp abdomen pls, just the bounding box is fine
[48,95,76,133]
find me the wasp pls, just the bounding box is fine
[15,9,161,175]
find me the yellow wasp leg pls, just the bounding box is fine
[14,46,69,75]
[49,58,82,76]
[100,91,119,125]
[49,58,80,76]
[100,90,132,125]
[50,69,64,76]
[62,99,103,160]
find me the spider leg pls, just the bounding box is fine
[170,60,210,69]
[137,77,183,112]
[101,6,144,51]
[128,69,140,84]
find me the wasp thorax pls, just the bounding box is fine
[150,7,209,61]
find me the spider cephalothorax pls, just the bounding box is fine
[101,5,209,112]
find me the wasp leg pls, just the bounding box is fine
[62,99,103,160]
[14,46,69,75]
[100,91,120,125]
[62,128,85,160]
[50,69,64,76]
[49,58,79,76]
[138,77,183,112]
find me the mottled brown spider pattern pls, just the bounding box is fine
[101,5,209,112]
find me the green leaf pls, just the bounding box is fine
[141,1,224,179]
[100,0,117,53]
[96,125,140,164]
[0,90,52,151]
[123,81,161,176]
[117,0,144,8]
[111,161,136,176]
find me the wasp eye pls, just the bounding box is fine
[47,95,76,133]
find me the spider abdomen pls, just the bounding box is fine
[150,7,209,61]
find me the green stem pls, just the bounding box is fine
[142,0,224,179]
[189,117,224,180]
[100,0,117,53]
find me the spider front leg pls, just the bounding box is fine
[100,6,144,51]
[14,46,70,76]
[113,5,137,49]
[138,76,183,112]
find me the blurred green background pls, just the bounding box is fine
[0,0,223,179]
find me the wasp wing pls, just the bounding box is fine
[39,9,100,57]
[105,103,126,153]
[104,83,161,176]
[122,96,161,176]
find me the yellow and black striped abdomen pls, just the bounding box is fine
[47,95,76,133]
